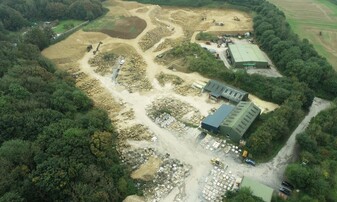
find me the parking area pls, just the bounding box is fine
[196,37,283,78]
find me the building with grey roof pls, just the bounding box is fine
[201,104,234,133]
[203,80,248,103]
[227,44,268,68]
[220,101,261,143]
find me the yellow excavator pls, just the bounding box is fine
[211,158,224,167]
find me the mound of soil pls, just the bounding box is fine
[101,16,146,39]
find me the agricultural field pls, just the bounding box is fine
[268,0,337,70]
[52,19,85,34]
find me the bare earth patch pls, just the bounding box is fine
[131,157,162,181]
[101,16,147,39]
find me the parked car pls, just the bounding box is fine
[245,158,256,166]
[119,59,125,65]
[281,181,294,190]
[279,187,291,196]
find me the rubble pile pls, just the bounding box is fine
[76,75,103,96]
[118,55,152,92]
[121,148,157,171]
[202,165,237,201]
[153,113,188,134]
[121,148,191,201]
[153,38,182,52]
[174,84,201,96]
[147,97,203,126]
[73,71,123,115]
[156,72,183,86]
[139,25,171,51]
[142,157,191,201]
[88,52,117,75]
[118,124,153,142]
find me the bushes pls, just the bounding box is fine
[196,32,218,41]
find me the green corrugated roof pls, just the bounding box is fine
[222,101,261,137]
[240,176,274,202]
[203,80,248,103]
[229,44,268,63]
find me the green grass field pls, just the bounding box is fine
[52,20,85,34]
[268,0,337,70]
[83,17,117,31]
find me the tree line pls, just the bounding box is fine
[0,0,107,50]
[0,5,138,201]
[0,0,107,32]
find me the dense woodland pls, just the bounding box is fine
[0,41,138,201]
[0,0,107,32]
[0,0,138,201]
[0,0,107,49]
[147,0,337,201]
[284,104,337,201]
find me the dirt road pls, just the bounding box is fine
[257,97,331,187]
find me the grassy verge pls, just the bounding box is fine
[52,19,85,34]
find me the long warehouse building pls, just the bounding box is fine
[203,80,248,103]
[227,44,268,68]
[220,101,261,143]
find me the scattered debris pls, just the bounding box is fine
[202,165,237,201]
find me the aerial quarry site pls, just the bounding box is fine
[42,0,330,201]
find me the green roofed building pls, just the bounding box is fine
[203,80,248,103]
[227,44,268,68]
[240,176,274,202]
[201,104,234,133]
[220,101,261,143]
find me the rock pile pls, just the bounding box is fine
[147,97,203,126]
[118,55,152,92]
[156,72,183,86]
[121,148,191,201]
[139,25,171,51]
[88,52,117,75]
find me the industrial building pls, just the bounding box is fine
[220,101,261,143]
[240,176,274,202]
[201,105,234,133]
[227,44,268,68]
[203,80,248,103]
